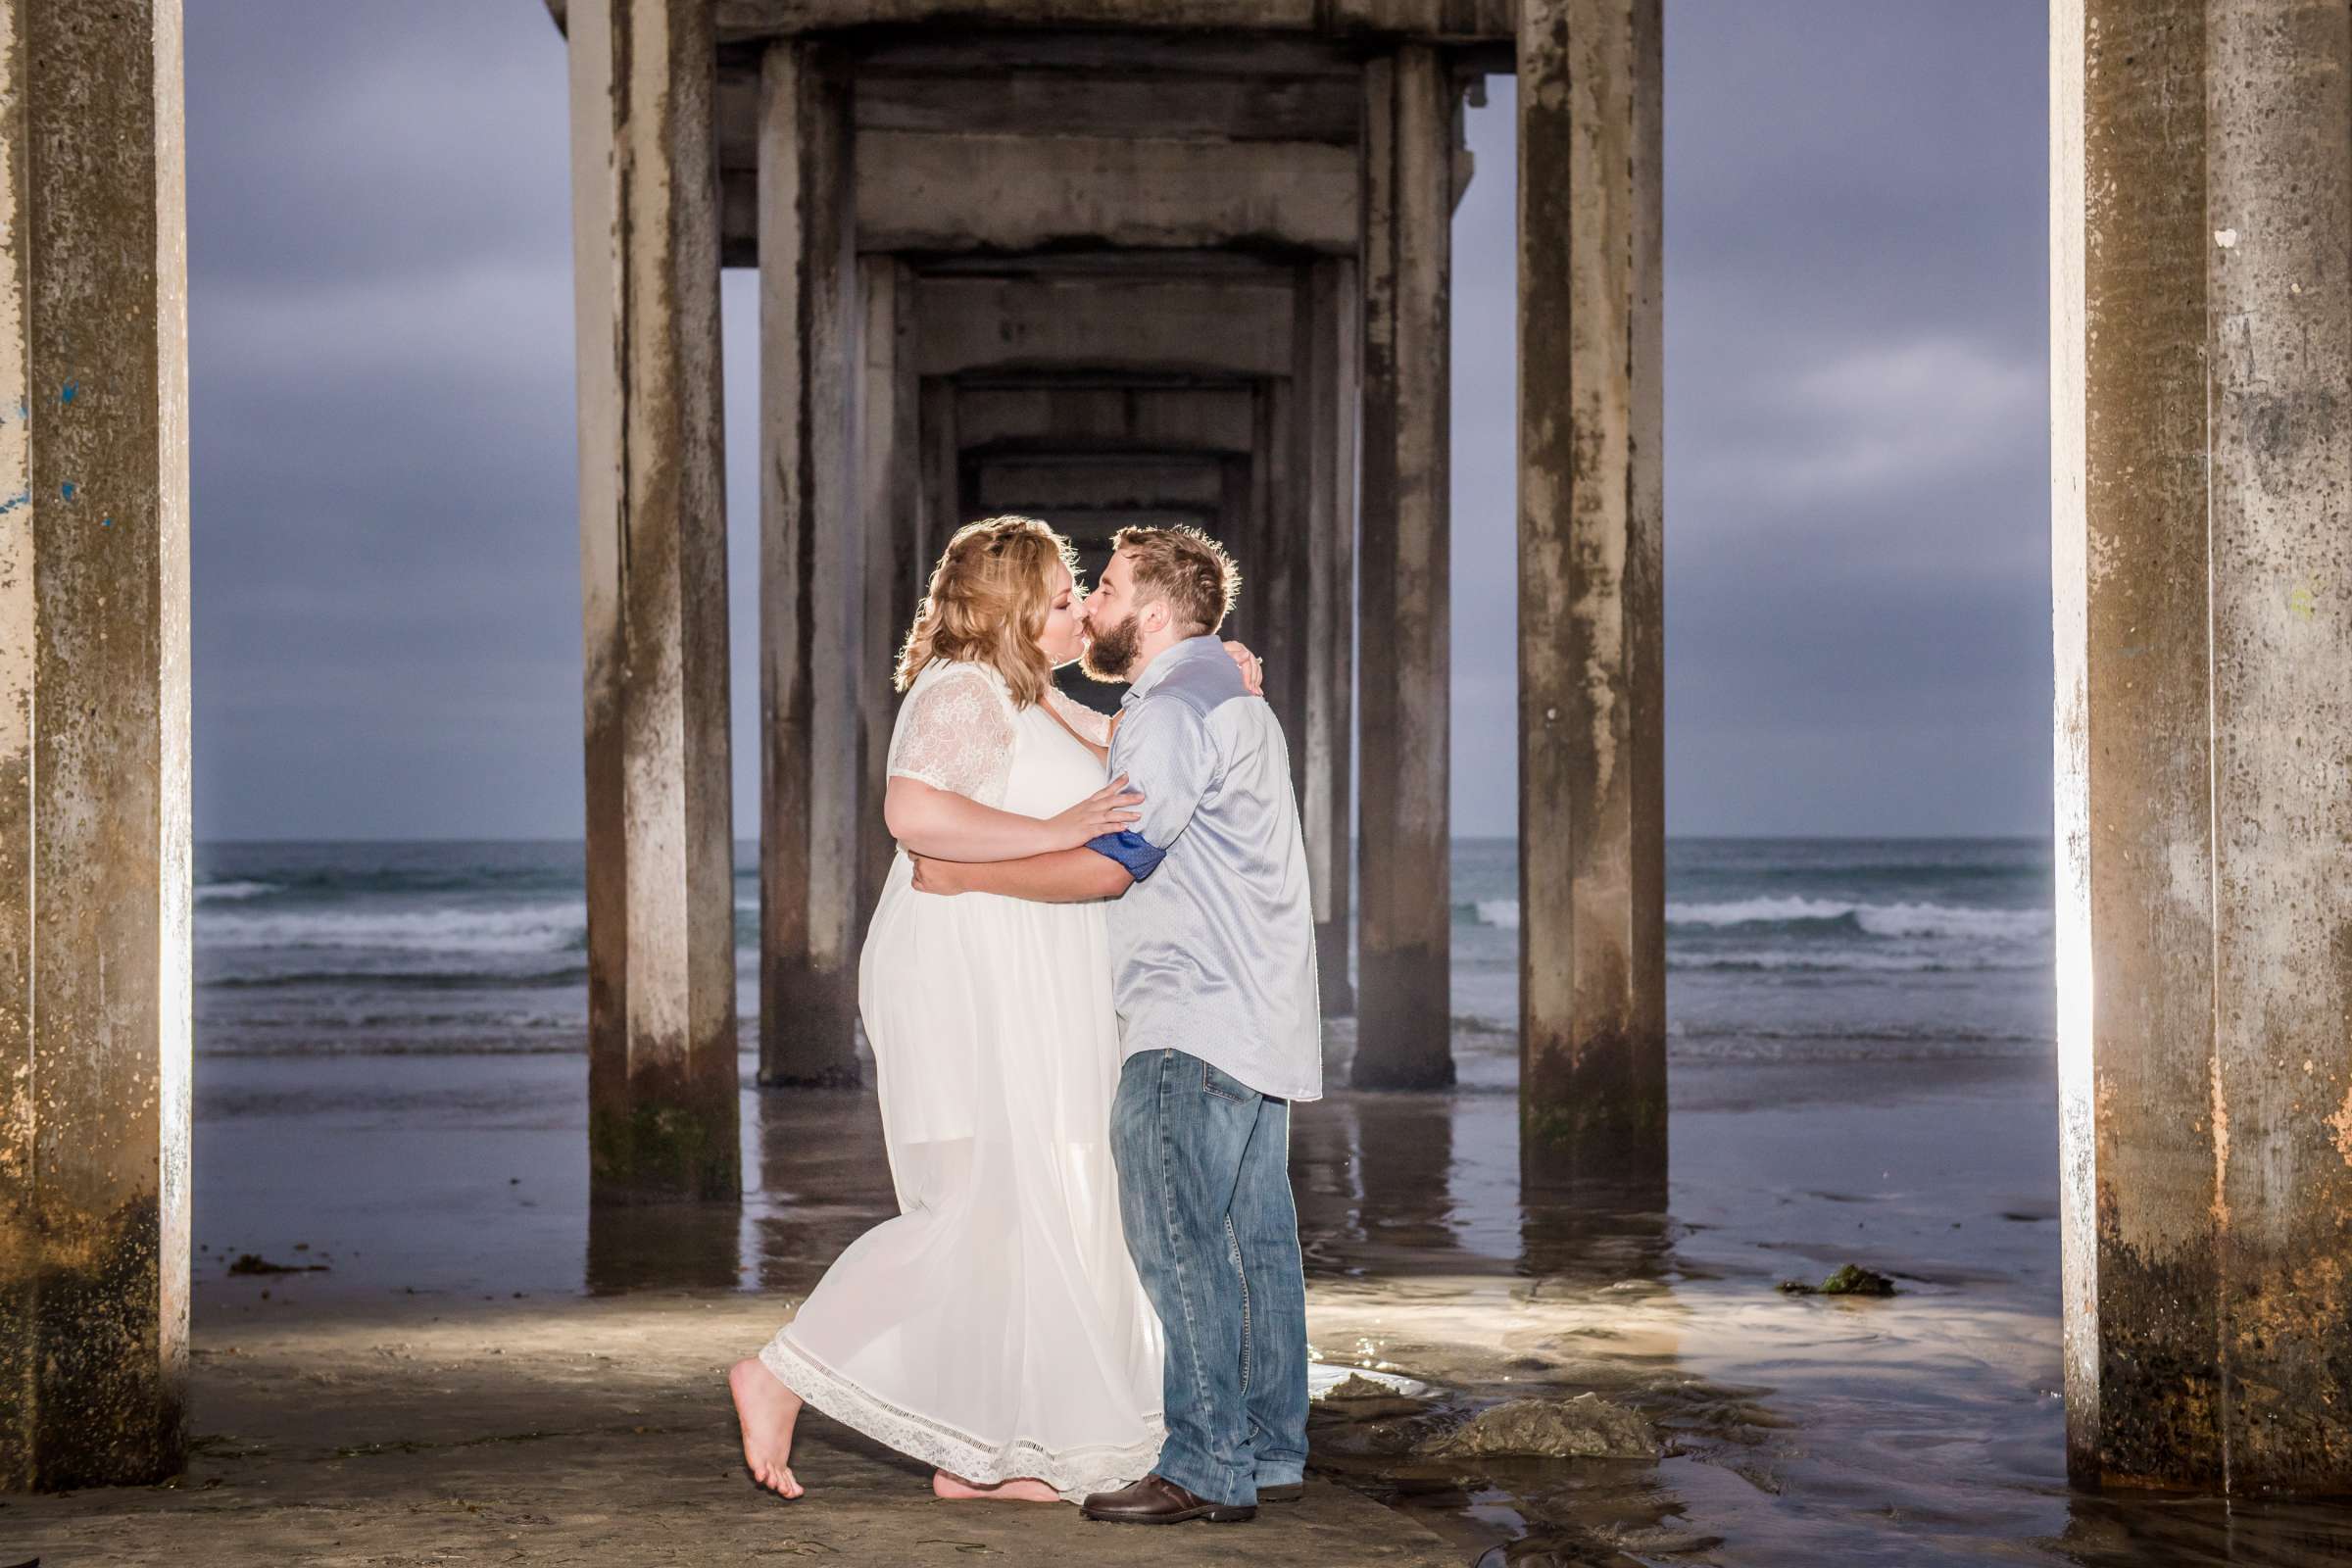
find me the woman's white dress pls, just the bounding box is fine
[758,659,1165,1500]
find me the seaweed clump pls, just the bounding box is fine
[226,1252,328,1276]
[1778,1263,1896,1297]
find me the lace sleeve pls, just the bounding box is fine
[887,662,1018,807]
[1044,687,1114,749]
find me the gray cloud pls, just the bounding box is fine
[1449,2,2046,837]
[188,1,2047,843]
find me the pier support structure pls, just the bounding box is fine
[1514,0,1666,1184]
[753,39,861,1087]
[548,0,1673,1200]
[2053,0,2352,1492]
[564,0,742,1201]
[1353,46,1458,1088]
[708,22,1417,1082]
[0,0,193,1489]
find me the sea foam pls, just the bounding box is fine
[199,901,589,954]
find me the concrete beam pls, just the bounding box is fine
[953,381,1259,457]
[756,39,864,1087]
[915,271,1297,379]
[1014,507,1221,541]
[853,31,1367,77]
[0,0,192,1491]
[1514,0,1664,1186]
[1353,47,1454,1089]
[567,0,742,1203]
[971,453,1229,514]
[714,36,1365,205]
[710,0,1516,43]
[2054,0,2352,1493]
[857,129,1358,254]
[856,65,1360,146]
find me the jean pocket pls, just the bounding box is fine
[1201,1058,1255,1103]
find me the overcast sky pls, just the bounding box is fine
[186,1,2047,843]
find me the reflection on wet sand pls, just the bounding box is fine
[186,1047,2352,1565]
[740,1086,898,1296]
[750,1047,2352,1567]
[1289,1083,1702,1563]
[585,1199,741,1295]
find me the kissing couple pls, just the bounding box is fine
[728,515,1322,1526]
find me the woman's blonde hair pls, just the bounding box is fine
[894,515,1078,708]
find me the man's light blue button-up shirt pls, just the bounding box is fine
[1084,635,1322,1102]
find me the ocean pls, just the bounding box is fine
[172,836,2150,1564]
[194,836,2056,1066]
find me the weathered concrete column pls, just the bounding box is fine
[756,40,862,1087]
[2053,0,2352,1493]
[1250,373,1306,768]
[565,0,740,1201]
[1302,259,1358,1015]
[918,376,958,560]
[856,256,918,925]
[1516,0,1665,1186]
[1354,48,1455,1088]
[0,0,192,1489]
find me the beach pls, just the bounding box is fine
[20,838,2346,1563]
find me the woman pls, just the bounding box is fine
[727,515,1261,1504]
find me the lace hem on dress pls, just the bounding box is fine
[760,1328,1166,1503]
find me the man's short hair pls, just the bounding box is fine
[1112,524,1241,636]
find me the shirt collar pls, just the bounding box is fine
[1120,634,1218,707]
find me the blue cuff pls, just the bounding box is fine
[1085,830,1165,883]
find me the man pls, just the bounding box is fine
[909,525,1321,1525]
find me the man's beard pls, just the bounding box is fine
[1080,610,1143,682]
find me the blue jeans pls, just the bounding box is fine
[1109,1047,1309,1507]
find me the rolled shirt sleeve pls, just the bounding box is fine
[1083,696,1216,883]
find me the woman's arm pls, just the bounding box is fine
[1043,688,1113,764]
[910,847,1134,903]
[884,774,1143,862]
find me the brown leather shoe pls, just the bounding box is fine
[1081,1473,1257,1524]
[1257,1482,1303,1502]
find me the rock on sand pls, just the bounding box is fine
[1421,1393,1659,1460]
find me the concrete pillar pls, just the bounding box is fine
[918,375,958,560]
[1250,373,1307,772]
[857,256,918,925]
[1218,448,1254,575]
[756,40,861,1086]
[1353,48,1454,1089]
[1515,0,1665,1186]
[0,0,191,1490]
[565,0,740,1201]
[2054,0,2352,1492]
[1303,259,1359,1015]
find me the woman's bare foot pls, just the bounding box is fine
[729,1357,805,1498]
[932,1470,1061,1503]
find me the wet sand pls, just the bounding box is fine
[13,1035,2352,1564]
[1,1287,1453,1566]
